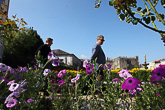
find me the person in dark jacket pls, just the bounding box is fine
[35,38,53,96]
[91,35,106,96]
[91,35,106,81]
[35,38,53,65]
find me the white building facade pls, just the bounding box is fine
[148,59,165,69]
[52,49,82,67]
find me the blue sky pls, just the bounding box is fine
[8,0,165,64]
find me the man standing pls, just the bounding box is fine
[36,38,53,67]
[35,38,53,96]
[91,35,106,81]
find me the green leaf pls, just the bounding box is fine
[117,9,121,15]
[145,17,150,24]
[149,12,154,15]
[143,17,146,21]
[137,7,142,12]
[133,4,137,8]
[161,0,165,8]
[132,19,138,25]
[126,18,132,23]
[119,14,125,21]
[151,16,156,22]
[142,9,147,14]
[109,1,114,6]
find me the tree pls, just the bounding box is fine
[2,28,44,67]
[95,0,165,45]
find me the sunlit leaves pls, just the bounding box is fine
[126,18,132,23]
[119,14,125,21]
[95,3,100,8]
[137,7,142,12]
[151,16,156,22]
[143,17,150,24]
[132,19,138,25]
[161,0,165,8]
[142,9,147,14]
[109,0,114,6]
[95,0,101,8]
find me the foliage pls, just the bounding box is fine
[95,0,165,46]
[2,28,44,68]
[0,57,164,109]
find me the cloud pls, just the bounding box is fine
[80,54,89,59]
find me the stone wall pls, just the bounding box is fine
[107,56,139,70]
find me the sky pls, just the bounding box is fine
[8,0,165,64]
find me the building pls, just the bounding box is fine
[148,59,165,69]
[106,56,139,70]
[0,0,10,62]
[52,49,82,68]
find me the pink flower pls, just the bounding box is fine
[43,69,51,76]
[71,78,77,83]
[119,69,132,79]
[122,77,140,90]
[151,65,165,84]
[27,98,34,103]
[86,64,94,74]
[0,63,8,72]
[7,80,15,85]
[157,93,160,96]
[112,78,121,84]
[58,69,67,78]
[5,92,19,104]
[71,74,81,83]
[6,99,18,108]
[83,60,89,68]
[51,80,55,84]
[48,52,59,66]
[104,63,112,70]
[9,83,21,92]
[7,66,15,74]
[58,79,65,86]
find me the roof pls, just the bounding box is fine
[152,59,165,63]
[51,49,82,62]
[52,49,71,55]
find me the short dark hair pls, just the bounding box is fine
[46,38,53,42]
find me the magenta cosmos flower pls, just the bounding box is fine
[19,67,27,73]
[48,52,56,60]
[52,58,59,66]
[5,92,19,104]
[43,69,51,76]
[58,79,65,86]
[129,85,142,95]
[71,74,81,83]
[86,64,94,74]
[0,63,8,72]
[51,79,55,84]
[83,60,89,68]
[58,69,67,78]
[9,83,21,92]
[27,98,34,103]
[6,99,18,108]
[122,77,140,90]
[104,63,112,70]
[48,52,59,66]
[7,66,15,74]
[119,69,132,79]
[112,78,121,84]
[7,80,15,85]
[151,66,165,84]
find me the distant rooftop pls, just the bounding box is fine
[152,59,165,63]
[52,49,71,55]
